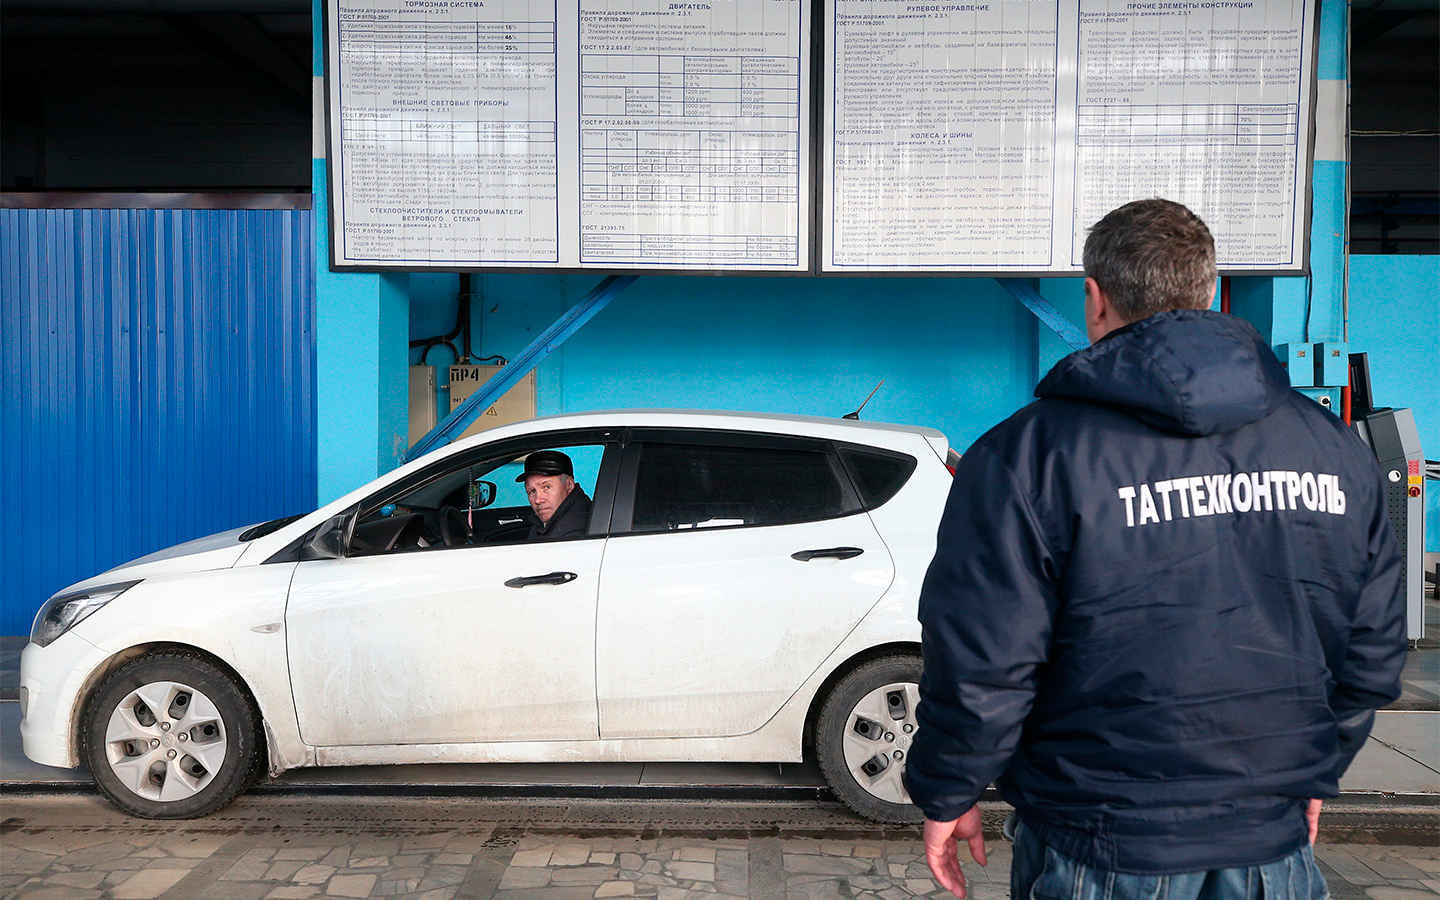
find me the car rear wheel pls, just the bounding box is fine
[815,655,925,824]
[82,650,263,818]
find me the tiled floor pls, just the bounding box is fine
[1,797,1436,900]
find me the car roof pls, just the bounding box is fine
[442,409,947,455]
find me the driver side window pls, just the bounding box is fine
[348,441,609,556]
[484,445,606,511]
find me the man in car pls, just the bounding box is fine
[519,450,593,541]
[906,198,1406,898]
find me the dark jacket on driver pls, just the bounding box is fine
[524,486,592,541]
[904,310,1406,873]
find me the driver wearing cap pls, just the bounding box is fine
[518,450,593,541]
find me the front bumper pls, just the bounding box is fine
[19,635,113,769]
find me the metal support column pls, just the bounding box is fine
[407,274,639,460]
[996,278,1088,351]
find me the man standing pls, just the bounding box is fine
[518,450,593,540]
[905,199,1406,898]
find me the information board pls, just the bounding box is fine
[327,0,1315,274]
[327,0,812,270]
[822,0,1316,273]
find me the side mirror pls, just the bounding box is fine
[299,511,353,560]
[473,480,497,509]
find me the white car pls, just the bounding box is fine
[20,410,955,823]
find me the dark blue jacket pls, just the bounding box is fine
[905,311,1406,873]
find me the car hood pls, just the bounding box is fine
[67,525,256,591]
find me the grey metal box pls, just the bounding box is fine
[408,365,437,447]
[1354,408,1427,642]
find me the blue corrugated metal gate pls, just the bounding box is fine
[0,207,317,636]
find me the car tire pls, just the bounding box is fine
[82,649,263,818]
[815,654,925,824]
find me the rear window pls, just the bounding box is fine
[631,442,857,532]
[837,446,917,509]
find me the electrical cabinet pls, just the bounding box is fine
[1314,342,1349,388]
[1278,343,1315,387]
[408,366,437,447]
[448,364,537,439]
[1281,341,1348,415]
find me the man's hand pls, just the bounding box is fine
[923,807,987,898]
[1306,799,1322,844]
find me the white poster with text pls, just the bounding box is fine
[328,0,811,270]
[823,0,1314,272]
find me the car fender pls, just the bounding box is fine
[19,634,115,767]
[65,564,313,774]
[792,580,925,711]
[690,581,922,763]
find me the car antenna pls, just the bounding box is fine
[843,380,884,420]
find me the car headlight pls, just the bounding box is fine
[30,581,141,648]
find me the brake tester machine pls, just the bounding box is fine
[1347,352,1429,645]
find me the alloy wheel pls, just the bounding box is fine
[102,680,228,802]
[840,680,919,805]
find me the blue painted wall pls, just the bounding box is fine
[405,258,1438,557]
[410,273,1043,455]
[1347,255,1440,551]
[313,157,411,504]
[0,207,318,635]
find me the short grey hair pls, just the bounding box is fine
[1082,198,1217,322]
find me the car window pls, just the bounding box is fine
[837,446,917,509]
[349,441,609,554]
[629,441,858,533]
[487,445,605,509]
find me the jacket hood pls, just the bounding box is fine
[1035,310,1292,436]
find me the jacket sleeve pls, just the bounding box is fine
[903,441,1062,821]
[1329,476,1407,779]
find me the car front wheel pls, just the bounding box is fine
[82,649,263,818]
[815,654,925,824]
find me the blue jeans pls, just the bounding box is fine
[1007,814,1330,900]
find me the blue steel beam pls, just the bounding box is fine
[407,274,639,460]
[996,277,1088,351]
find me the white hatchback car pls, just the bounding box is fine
[21,410,955,823]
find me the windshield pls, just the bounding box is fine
[239,514,304,542]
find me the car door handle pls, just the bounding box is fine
[791,547,865,562]
[504,571,579,588]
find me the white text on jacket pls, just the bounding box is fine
[1116,471,1345,527]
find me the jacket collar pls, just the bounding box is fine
[1035,310,1291,436]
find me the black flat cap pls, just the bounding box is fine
[515,449,574,482]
